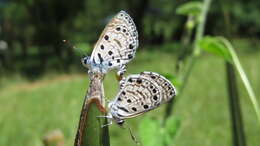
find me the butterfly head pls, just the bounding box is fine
[81,56,91,68]
[108,101,125,126]
[115,119,125,126]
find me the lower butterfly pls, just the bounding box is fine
[82,10,138,76]
[100,71,177,126]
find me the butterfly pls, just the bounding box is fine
[82,10,138,76]
[101,71,177,126]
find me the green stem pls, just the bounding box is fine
[226,63,247,146]
[193,0,212,56]
[181,0,212,90]
[164,0,212,119]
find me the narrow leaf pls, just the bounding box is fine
[218,37,260,123]
[199,36,232,62]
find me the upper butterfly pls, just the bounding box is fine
[82,10,138,75]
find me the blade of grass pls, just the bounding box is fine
[219,37,260,123]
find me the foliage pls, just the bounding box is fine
[199,36,232,62]
[199,36,260,123]
[1,50,259,146]
[139,116,180,146]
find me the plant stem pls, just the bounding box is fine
[226,63,247,146]
[193,0,212,56]
[74,72,110,146]
[221,4,247,145]
[164,0,212,120]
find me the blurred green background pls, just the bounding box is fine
[0,0,259,146]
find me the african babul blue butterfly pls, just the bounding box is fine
[81,11,138,76]
[100,71,177,126]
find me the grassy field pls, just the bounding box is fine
[0,50,259,146]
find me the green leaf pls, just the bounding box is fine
[139,117,163,146]
[139,116,181,146]
[74,97,110,146]
[164,116,181,145]
[199,36,232,62]
[176,2,203,16]
[74,73,110,146]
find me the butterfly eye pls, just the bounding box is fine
[83,58,88,64]
[117,120,124,126]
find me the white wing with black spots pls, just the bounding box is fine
[84,11,138,73]
[109,72,176,122]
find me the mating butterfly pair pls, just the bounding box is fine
[82,11,176,126]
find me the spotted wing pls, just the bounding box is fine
[90,10,138,70]
[140,71,176,103]
[111,74,163,119]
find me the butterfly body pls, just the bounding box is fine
[107,72,177,125]
[82,56,115,73]
[82,11,138,75]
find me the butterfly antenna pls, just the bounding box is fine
[124,123,141,145]
[62,40,87,57]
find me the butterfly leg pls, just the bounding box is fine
[96,115,112,119]
[96,115,113,128]
[116,65,126,81]
[119,77,126,89]
[101,120,113,128]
